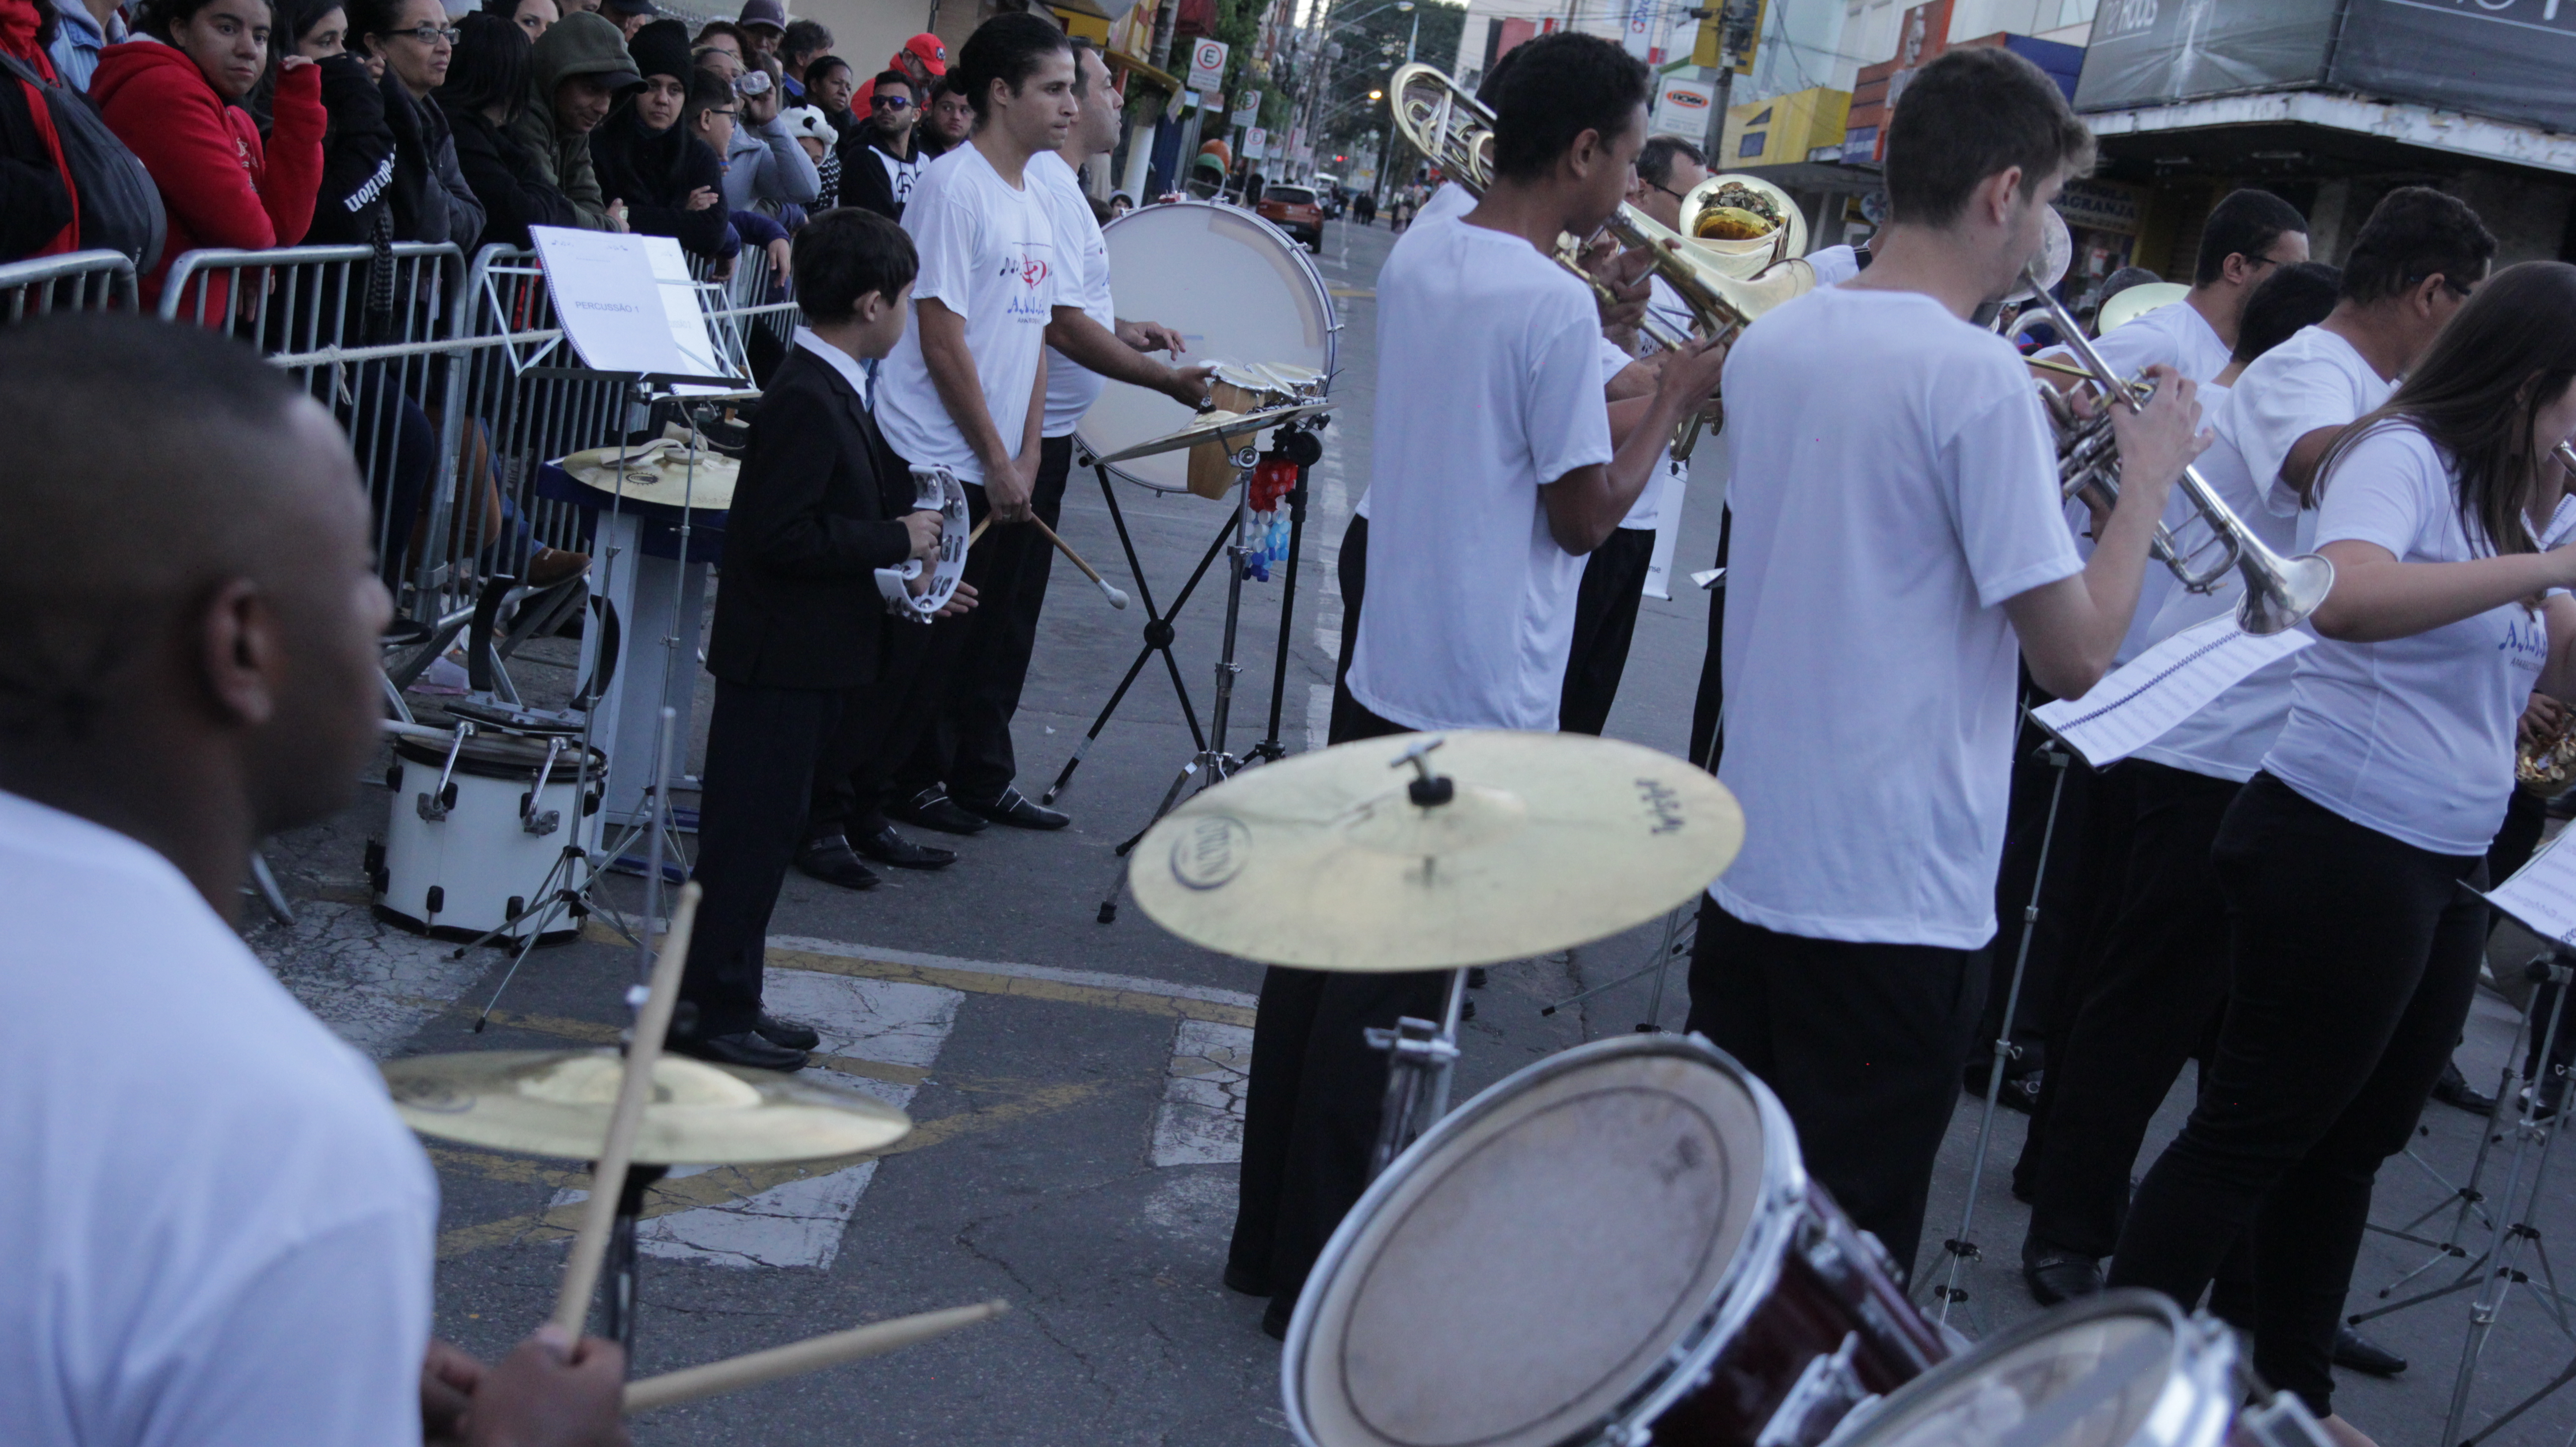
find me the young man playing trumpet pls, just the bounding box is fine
[1230,31,1729,1337]
[1685,45,2205,1284]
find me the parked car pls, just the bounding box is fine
[1258,183,1325,252]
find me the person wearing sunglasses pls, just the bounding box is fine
[835,67,918,221]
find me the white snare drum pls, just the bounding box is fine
[373,728,603,944]
[1286,1033,1947,1447]
[1077,200,1338,494]
[1826,1290,2334,1447]
[876,464,970,622]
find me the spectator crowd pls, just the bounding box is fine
[1,0,991,292]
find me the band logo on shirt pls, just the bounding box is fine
[2502,617,2550,668]
[1001,247,1052,322]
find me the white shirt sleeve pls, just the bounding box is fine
[907,189,983,320]
[1528,291,1613,485]
[1805,244,1860,287]
[2316,426,2446,559]
[1943,373,2086,607]
[2238,363,2357,517]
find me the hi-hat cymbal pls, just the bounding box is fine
[1129,731,1744,971]
[1093,400,1332,463]
[383,1050,911,1164]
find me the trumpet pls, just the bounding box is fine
[1388,63,1818,458]
[2018,266,2334,637]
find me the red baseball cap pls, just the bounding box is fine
[899,32,947,75]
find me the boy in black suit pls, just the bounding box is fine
[673,208,971,1071]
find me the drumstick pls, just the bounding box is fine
[549,881,701,1339]
[1032,517,1130,610]
[623,1300,1010,1412]
[967,515,991,549]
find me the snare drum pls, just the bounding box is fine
[373,730,603,943]
[1077,200,1338,495]
[1826,1290,2333,1447]
[1286,1034,1947,1447]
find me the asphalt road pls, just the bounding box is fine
[251,212,2576,1446]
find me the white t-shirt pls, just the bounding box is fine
[2265,423,2545,855]
[2133,325,2391,780]
[1354,182,1494,529]
[874,144,1059,482]
[0,792,438,1447]
[1596,331,1669,533]
[1031,152,1113,438]
[1710,285,2083,949]
[2230,325,2392,518]
[1806,243,1861,287]
[1345,215,1612,731]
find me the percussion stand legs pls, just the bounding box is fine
[1924,739,2072,1328]
[2432,958,2576,1447]
[1365,967,1469,1181]
[1044,463,1221,808]
[1252,424,1324,766]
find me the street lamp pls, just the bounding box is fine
[1291,0,1412,182]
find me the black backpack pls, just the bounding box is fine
[0,53,167,273]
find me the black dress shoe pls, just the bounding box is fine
[2333,1324,2407,1376]
[1223,1261,1272,1297]
[957,786,1069,831]
[2431,1058,2498,1115]
[1260,1296,1293,1340]
[2022,1233,2105,1307]
[755,1012,820,1050]
[853,822,957,870]
[669,1029,809,1071]
[794,836,881,892]
[892,788,990,836]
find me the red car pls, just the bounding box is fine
[1258,184,1325,253]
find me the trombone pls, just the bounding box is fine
[2019,268,2334,636]
[1387,63,1817,458]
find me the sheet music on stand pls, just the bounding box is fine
[528,226,743,393]
[2488,829,2576,946]
[2031,613,2315,768]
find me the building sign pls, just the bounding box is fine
[1622,0,1655,59]
[1652,76,1714,137]
[2074,0,2334,113]
[1187,37,1228,94]
[2333,0,2576,133]
[2053,177,2147,237]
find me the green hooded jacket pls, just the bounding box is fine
[508,10,639,231]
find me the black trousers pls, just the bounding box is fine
[1230,689,1435,1311]
[682,678,850,1038]
[1684,899,1987,1283]
[895,438,1070,804]
[1557,525,1655,736]
[1325,513,1375,747]
[2023,761,2241,1259]
[2108,773,2487,1417]
[2007,756,2143,1195]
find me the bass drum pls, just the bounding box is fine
[1285,1033,1946,1447]
[1077,200,1338,494]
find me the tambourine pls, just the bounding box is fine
[876,465,970,623]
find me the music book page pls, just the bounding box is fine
[2032,615,2315,769]
[2490,830,2576,945]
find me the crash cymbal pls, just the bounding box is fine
[1092,400,1333,464]
[1129,731,1744,971]
[383,1050,911,1164]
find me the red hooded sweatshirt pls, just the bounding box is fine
[91,39,324,313]
[0,0,73,256]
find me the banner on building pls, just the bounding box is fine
[1652,76,1715,137]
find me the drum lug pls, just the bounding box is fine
[416,784,457,822]
[519,791,562,837]
[1753,1332,1873,1447]
[425,885,445,917]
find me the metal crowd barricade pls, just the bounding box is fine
[0,249,140,319]
[160,242,472,619]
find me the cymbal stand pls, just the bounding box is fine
[1922,733,2075,1328]
[2430,954,2576,1447]
[601,1161,670,1347]
[1363,742,1473,1177]
[1088,422,1325,925]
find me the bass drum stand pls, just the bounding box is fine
[1065,417,1328,925]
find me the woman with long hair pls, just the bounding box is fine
[434,9,573,249]
[2109,260,2576,1447]
[93,0,324,309]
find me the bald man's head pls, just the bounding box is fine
[0,315,389,842]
